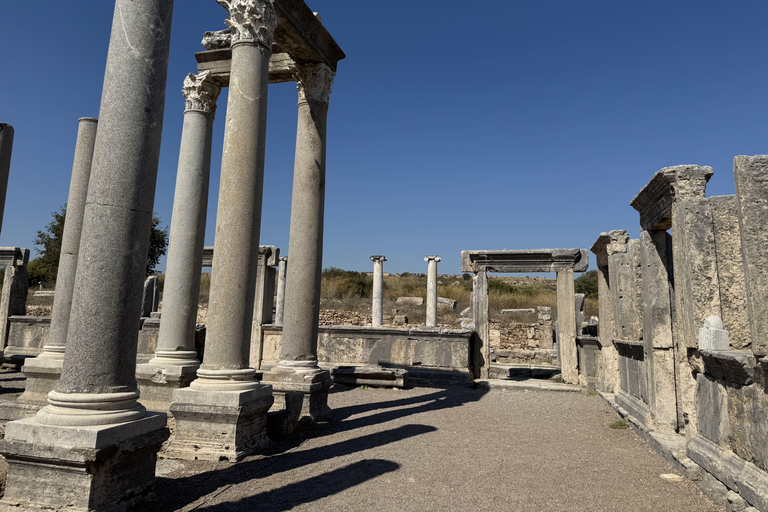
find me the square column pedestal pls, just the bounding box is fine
[166,385,274,461]
[135,363,200,412]
[261,368,333,439]
[0,413,168,512]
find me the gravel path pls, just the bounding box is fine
[143,385,718,512]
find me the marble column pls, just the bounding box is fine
[168,0,276,462]
[556,269,578,384]
[262,63,335,427]
[370,255,386,327]
[0,0,174,509]
[275,256,288,327]
[472,268,489,379]
[18,118,98,406]
[425,255,441,327]
[136,72,220,408]
[0,123,13,236]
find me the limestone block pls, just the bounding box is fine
[733,155,768,356]
[699,315,730,351]
[393,315,408,325]
[727,490,747,512]
[700,350,756,386]
[695,374,728,444]
[396,296,423,306]
[331,366,408,388]
[537,306,552,323]
[500,308,537,323]
[437,297,457,310]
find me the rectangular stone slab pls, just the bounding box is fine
[461,248,588,273]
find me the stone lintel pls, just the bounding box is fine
[630,165,713,230]
[0,247,29,267]
[196,0,345,87]
[590,230,629,267]
[202,245,279,268]
[461,248,589,273]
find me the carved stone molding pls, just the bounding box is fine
[295,63,335,104]
[182,71,221,115]
[217,0,277,48]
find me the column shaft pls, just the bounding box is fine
[425,256,440,327]
[280,95,328,366]
[38,0,174,426]
[371,256,385,328]
[153,75,217,366]
[472,269,489,379]
[275,257,287,327]
[556,269,578,384]
[0,123,14,236]
[43,118,98,357]
[198,39,271,382]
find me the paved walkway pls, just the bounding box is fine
[142,385,718,512]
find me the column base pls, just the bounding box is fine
[261,367,333,439]
[136,362,200,412]
[0,413,168,512]
[166,384,274,461]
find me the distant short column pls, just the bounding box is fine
[370,256,386,327]
[425,255,441,327]
[0,123,14,236]
[274,256,287,327]
[556,268,578,384]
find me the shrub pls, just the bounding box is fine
[321,267,372,299]
[575,270,598,299]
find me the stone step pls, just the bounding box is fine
[489,363,560,381]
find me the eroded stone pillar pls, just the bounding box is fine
[591,230,628,393]
[0,248,29,354]
[262,63,335,427]
[556,269,578,384]
[18,118,98,406]
[168,0,276,462]
[0,1,174,509]
[249,245,278,369]
[136,72,220,408]
[0,123,14,235]
[472,269,489,379]
[425,255,441,327]
[275,256,287,327]
[370,255,386,327]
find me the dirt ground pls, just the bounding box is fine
[136,385,718,512]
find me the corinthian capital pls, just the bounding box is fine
[294,64,335,104]
[182,71,221,115]
[217,0,277,47]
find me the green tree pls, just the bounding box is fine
[28,205,169,287]
[574,270,599,299]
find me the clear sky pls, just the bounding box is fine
[1,1,766,275]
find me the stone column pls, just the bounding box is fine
[472,268,489,379]
[18,118,98,406]
[262,63,335,429]
[0,123,14,236]
[425,255,441,327]
[275,256,288,327]
[370,255,386,327]
[556,269,578,384]
[0,248,29,352]
[168,0,276,462]
[0,1,174,509]
[136,72,220,408]
[590,230,628,393]
[249,245,278,369]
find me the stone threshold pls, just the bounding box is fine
[475,379,581,393]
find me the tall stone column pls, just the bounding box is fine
[136,72,220,409]
[590,230,628,393]
[472,268,489,379]
[18,118,98,407]
[168,0,276,462]
[0,123,14,236]
[262,63,335,428]
[0,1,174,509]
[425,255,441,327]
[275,256,288,327]
[556,269,578,384]
[370,255,386,327]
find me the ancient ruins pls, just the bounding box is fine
[0,0,766,510]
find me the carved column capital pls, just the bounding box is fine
[294,63,335,104]
[217,0,277,48]
[182,71,221,115]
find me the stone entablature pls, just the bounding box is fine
[461,248,589,274]
[590,230,629,268]
[630,165,713,230]
[0,247,29,267]
[202,244,279,268]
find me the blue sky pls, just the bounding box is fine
[1,1,766,275]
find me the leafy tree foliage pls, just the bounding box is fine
[27,205,169,287]
[574,270,599,299]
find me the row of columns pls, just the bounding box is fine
[369,254,441,328]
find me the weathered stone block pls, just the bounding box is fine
[396,296,423,306]
[699,315,730,351]
[695,374,728,444]
[331,366,409,388]
[700,350,756,386]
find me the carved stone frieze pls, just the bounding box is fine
[295,63,335,104]
[216,0,277,48]
[182,71,221,115]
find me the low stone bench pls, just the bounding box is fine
[331,366,409,388]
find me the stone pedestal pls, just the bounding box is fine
[0,414,168,512]
[262,366,332,424]
[166,386,273,461]
[425,255,441,327]
[370,255,386,327]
